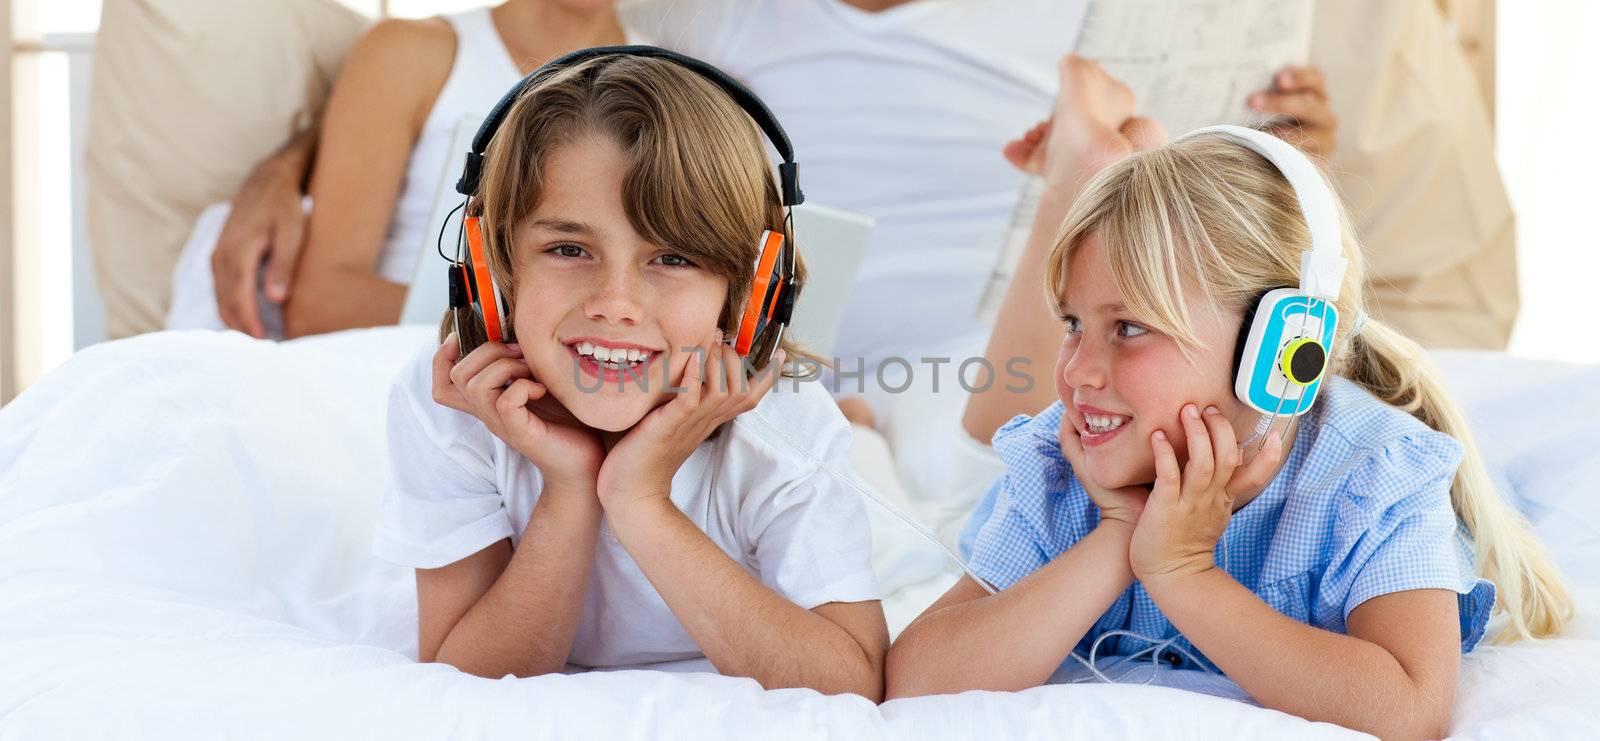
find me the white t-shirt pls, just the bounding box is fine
[621,0,1088,372]
[372,343,881,668]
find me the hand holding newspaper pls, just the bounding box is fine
[975,0,1315,323]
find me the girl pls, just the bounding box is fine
[885,58,1572,737]
[371,53,888,699]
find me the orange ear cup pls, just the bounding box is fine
[463,216,504,344]
[735,230,786,356]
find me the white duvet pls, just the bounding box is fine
[2,327,1598,739]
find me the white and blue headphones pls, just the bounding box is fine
[1176,125,1350,423]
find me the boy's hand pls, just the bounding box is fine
[1058,418,1149,528]
[597,336,783,513]
[1251,65,1338,160]
[1004,55,1167,192]
[1130,404,1285,585]
[432,334,604,491]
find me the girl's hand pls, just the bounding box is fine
[1004,55,1167,191]
[1058,418,1150,528]
[1129,404,1285,584]
[432,334,604,490]
[597,336,783,513]
[1251,65,1339,160]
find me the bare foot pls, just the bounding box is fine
[836,396,878,430]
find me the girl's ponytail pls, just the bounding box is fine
[1344,318,1575,642]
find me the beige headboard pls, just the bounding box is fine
[85,0,371,340]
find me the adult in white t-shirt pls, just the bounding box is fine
[374,344,880,669]
[622,0,1088,385]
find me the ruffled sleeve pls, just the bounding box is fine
[1316,430,1495,651]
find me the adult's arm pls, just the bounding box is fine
[280,19,455,338]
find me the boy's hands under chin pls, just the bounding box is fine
[1058,420,1149,529]
[597,334,784,515]
[432,334,605,492]
[1129,404,1285,586]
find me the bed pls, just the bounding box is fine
[2,326,1598,739]
[23,0,1594,736]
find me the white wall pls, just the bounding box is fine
[1498,2,1600,364]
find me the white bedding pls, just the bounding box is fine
[2,327,1598,739]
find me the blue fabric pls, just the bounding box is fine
[961,376,1496,674]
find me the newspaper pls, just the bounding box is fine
[975,0,1315,323]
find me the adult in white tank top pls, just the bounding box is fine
[185,1,636,339]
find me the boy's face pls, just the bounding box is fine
[1053,231,1258,488]
[510,134,729,432]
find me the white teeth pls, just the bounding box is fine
[1085,413,1129,434]
[573,342,650,366]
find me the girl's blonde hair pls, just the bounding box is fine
[1045,134,1573,642]
[442,54,817,373]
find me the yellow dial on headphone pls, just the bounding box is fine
[1280,338,1328,387]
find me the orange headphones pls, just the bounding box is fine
[445,45,802,370]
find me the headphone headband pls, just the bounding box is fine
[456,44,804,207]
[1176,125,1347,301]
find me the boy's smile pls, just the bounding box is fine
[564,337,663,387]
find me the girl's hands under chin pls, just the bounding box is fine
[1058,418,1150,528]
[1129,404,1285,585]
[432,334,605,490]
[597,334,784,513]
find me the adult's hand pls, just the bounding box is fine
[1251,65,1338,160]
[211,130,316,338]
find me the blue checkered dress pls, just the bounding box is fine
[958,376,1495,674]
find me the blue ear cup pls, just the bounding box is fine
[1232,288,1338,416]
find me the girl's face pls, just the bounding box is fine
[1054,231,1260,488]
[510,134,729,432]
